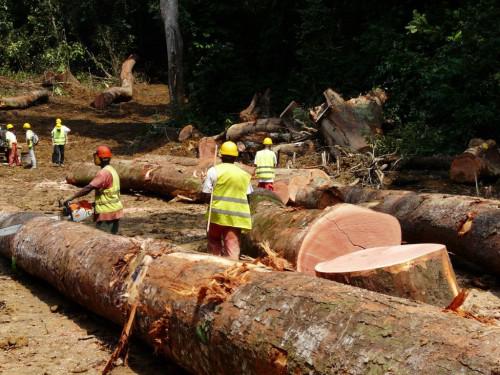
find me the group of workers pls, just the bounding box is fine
[65,137,277,259]
[1,118,70,168]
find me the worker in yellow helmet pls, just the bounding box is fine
[51,118,71,166]
[5,124,21,167]
[202,141,252,259]
[23,123,37,169]
[254,137,277,191]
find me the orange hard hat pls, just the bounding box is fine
[95,145,112,158]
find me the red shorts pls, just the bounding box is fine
[258,182,274,191]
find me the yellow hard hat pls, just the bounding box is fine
[220,141,239,157]
[23,123,31,129]
[263,137,273,145]
[6,124,13,129]
[56,118,62,124]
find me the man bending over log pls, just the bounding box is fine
[64,145,124,234]
[254,137,277,191]
[202,141,253,259]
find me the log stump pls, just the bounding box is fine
[315,243,459,306]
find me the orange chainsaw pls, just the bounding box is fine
[60,199,94,222]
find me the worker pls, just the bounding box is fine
[5,124,21,167]
[51,118,70,166]
[202,141,252,260]
[254,137,277,191]
[64,145,123,234]
[23,123,36,169]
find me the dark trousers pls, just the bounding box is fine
[52,145,65,165]
[96,220,120,235]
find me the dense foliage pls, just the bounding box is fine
[0,0,498,154]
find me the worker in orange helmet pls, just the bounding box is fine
[202,141,253,260]
[64,145,123,234]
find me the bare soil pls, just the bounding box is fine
[0,78,498,374]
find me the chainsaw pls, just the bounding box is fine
[60,199,94,222]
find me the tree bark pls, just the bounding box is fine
[450,139,500,183]
[226,118,284,141]
[160,0,185,107]
[239,88,271,122]
[242,197,401,275]
[1,213,499,375]
[178,125,203,142]
[272,140,315,156]
[315,243,459,307]
[0,89,50,109]
[271,169,331,205]
[92,55,137,109]
[339,186,500,274]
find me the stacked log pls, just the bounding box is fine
[1,213,499,374]
[242,195,401,275]
[315,243,459,307]
[339,186,500,274]
[450,138,500,183]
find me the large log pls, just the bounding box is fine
[242,197,401,275]
[0,89,50,109]
[450,139,500,183]
[339,186,500,274]
[317,88,387,153]
[226,118,284,141]
[1,213,499,374]
[315,243,459,307]
[272,140,315,156]
[92,54,137,109]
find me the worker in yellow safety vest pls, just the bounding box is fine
[23,123,37,169]
[64,145,123,234]
[202,141,253,259]
[254,137,277,191]
[51,118,70,166]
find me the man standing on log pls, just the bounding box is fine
[23,123,36,169]
[51,118,70,166]
[5,124,21,167]
[202,141,253,260]
[254,137,277,191]
[64,145,123,234]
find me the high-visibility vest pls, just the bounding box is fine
[52,127,66,145]
[26,130,34,148]
[208,163,252,230]
[255,149,276,180]
[95,165,123,214]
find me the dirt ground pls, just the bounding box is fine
[0,79,499,374]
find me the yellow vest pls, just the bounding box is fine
[208,163,252,230]
[255,149,276,180]
[52,127,66,145]
[95,165,123,214]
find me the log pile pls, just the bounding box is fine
[1,213,499,374]
[450,138,500,184]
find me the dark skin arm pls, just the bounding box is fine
[65,184,94,205]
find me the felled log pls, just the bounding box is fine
[1,213,499,374]
[0,89,50,109]
[226,118,283,141]
[198,137,217,160]
[178,124,203,142]
[315,243,459,307]
[242,196,401,275]
[239,88,271,122]
[92,54,137,109]
[450,139,500,183]
[293,184,343,209]
[272,140,315,156]
[339,186,500,274]
[271,169,331,205]
[317,88,387,153]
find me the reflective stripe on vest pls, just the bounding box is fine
[207,163,252,230]
[95,165,124,214]
[255,149,276,180]
[52,128,66,145]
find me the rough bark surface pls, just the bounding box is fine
[272,140,315,156]
[0,89,50,109]
[92,55,137,109]
[242,198,401,275]
[226,118,283,141]
[339,186,500,274]
[178,125,203,142]
[315,243,459,307]
[1,213,499,375]
[450,139,500,183]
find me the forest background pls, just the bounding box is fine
[0,0,498,156]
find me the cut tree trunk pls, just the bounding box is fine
[339,186,500,274]
[178,125,203,142]
[271,169,331,205]
[450,139,500,183]
[160,0,184,106]
[242,197,401,275]
[315,243,459,307]
[1,213,499,374]
[226,118,283,141]
[239,88,271,122]
[317,88,387,153]
[272,140,315,156]
[92,55,137,109]
[0,89,50,109]
[198,137,217,160]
